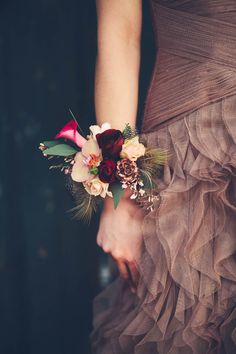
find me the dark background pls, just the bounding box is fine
[0,1,155,353]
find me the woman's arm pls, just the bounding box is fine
[95,0,142,130]
[95,1,144,292]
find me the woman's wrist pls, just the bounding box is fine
[103,187,139,213]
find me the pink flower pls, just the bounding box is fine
[55,120,86,148]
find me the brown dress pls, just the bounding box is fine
[90,1,236,353]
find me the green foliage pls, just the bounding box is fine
[44,143,78,157]
[109,182,124,209]
[122,123,138,140]
[43,140,61,148]
[89,167,99,175]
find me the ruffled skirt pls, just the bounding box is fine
[90,95,236,354]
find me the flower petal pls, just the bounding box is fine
[101,122,111,133]
[106,190,113,198]
[82,137,101,157]
[89,125,101,138]
[71,152,92,182]
[90,122,111,140]
[55,120,86,148]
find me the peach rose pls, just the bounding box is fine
[83,177,112,198]
[120,136,146,161]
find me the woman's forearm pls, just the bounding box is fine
[95,0,142,131]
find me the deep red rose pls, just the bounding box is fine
[96,129,124,160]
[99,159,117,183]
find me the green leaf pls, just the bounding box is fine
[90,167,99,175]
[109,182,124,209]
[43,140,61,148]
[44,143,78,156]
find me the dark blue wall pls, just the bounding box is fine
[0,1,155,353]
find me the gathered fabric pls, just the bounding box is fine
[90,95,236,354]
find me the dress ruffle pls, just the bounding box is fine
[90,95,236,354]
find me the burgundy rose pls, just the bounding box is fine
[99,159,117,183]
[96,129,124,160]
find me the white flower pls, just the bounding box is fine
[89,122,111,141]
[83,177,113,198]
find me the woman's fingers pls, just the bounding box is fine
[127,260,140,290]
[116,259,139,293]
[116,259,136,293]
[116,259,129,281]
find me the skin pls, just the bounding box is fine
[95,0,144,292]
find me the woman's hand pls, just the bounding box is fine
[96,189,146,292]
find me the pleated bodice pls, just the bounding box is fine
[141,0,236,132]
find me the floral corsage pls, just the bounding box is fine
[39,118,167,222]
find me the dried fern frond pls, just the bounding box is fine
[139,168,154,189]
[138,147,169,177]
[145,147,169,165]
[66,181,99,224]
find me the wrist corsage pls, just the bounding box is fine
[39,117,167,222]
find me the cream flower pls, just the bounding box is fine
[120,136,146,161]
[83,177,113,198]
[71,136,102,182]
[89,122,111,141]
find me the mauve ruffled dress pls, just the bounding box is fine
[90,1,236,353]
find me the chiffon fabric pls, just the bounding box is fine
[90,1,236,353]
